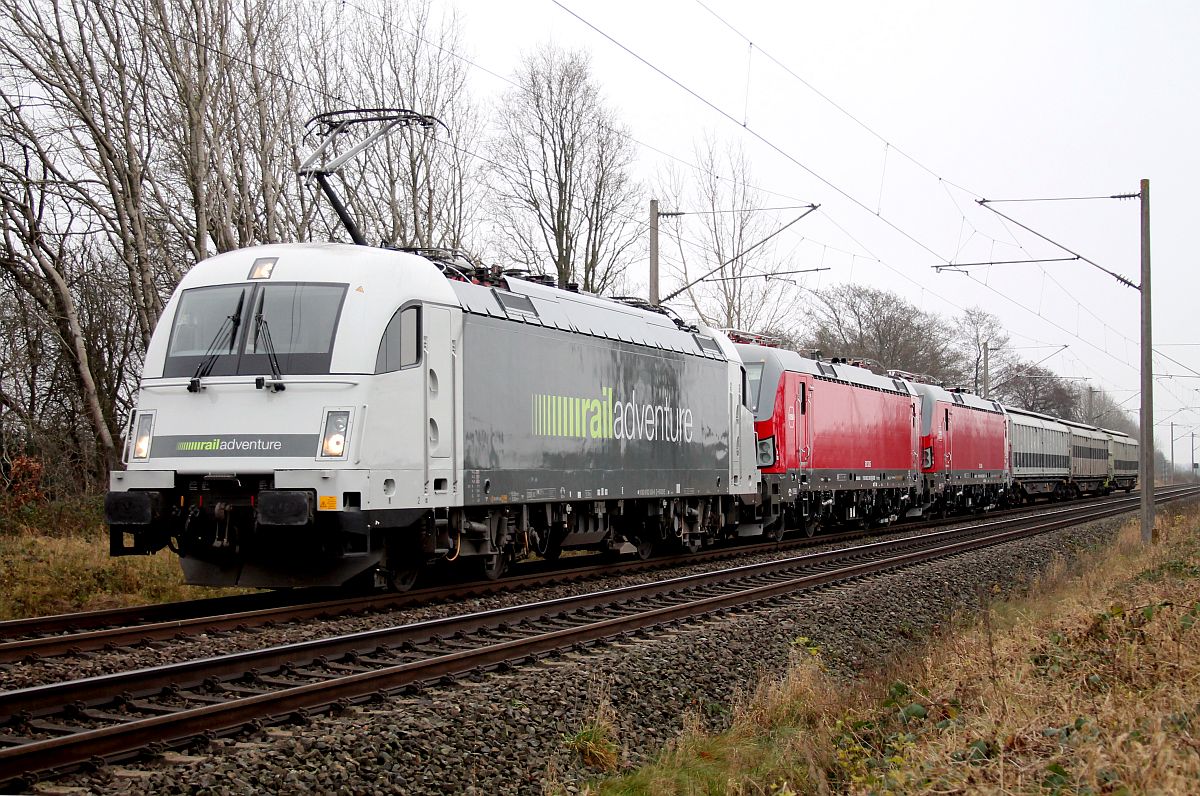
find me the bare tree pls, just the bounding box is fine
[955,306,1014,395]
[490,44,642,292]
[1087,389,1139,435]
[0,0,529,495]
[338,0,485,251]
[0,0,174,348]
[803,284,967,383]
[991,362,1081,418]
[0,149,120,468]
[658,136,795,333]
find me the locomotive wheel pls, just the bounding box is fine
[541,544,562,562]
[387,567,421,592]
[803,520,818,538]
[763,519,785,542]
[634,535,654,560]
[481,553,508,580]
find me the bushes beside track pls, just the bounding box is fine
[590,502,1200,795]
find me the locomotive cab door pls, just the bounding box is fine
[423,305,460,502]
[796,378,810,470]
[792,374,811,470]
[943,405,953,476]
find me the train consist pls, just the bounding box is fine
[105,243,1139,589]
[740,344,1138,536]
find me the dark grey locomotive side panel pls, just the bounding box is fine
[461,314,730,505]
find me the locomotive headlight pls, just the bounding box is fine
[756,436,776,467]
[320,410,352,459]
[132,412,155,461]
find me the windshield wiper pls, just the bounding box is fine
[188,290,245,392]
[252,303,286,392]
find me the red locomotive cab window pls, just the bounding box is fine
[744,362,764,412]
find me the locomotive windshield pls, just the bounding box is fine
[744,361,764,412]
[163,282,347,377]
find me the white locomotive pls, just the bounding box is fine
[106,242,761,588]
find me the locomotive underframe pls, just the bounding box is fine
[921,471,1008,514]
[756,470,920,536]
[106,470,748,588]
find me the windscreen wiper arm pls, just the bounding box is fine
[188,291,245,392]
[252,309,286,392]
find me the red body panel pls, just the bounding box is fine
[921,400,1008,477]
[757,373,918,476]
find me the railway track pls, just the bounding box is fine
[1,485,1195,788]
[0,488,1176,663]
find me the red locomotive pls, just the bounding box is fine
[739,344,922,536]
[909,382,1009,513]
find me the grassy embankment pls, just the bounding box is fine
[585,503,1200,795]
[0,497,250,620]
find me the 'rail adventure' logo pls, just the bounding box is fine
[532,387,693,444]
[176,437,284,452]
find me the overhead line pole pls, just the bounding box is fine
[1140,179,1155,544]
[970,185,1153,545]
[649,199,659,306]
[649,199,685,306]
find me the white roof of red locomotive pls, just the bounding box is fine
[909,381,1004,414]
[736,344,918,395]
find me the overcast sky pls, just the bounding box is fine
[438,0,1198,457]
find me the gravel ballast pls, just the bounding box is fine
[33,510,1148,796]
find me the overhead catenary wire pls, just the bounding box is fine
[551,0,952,264]
[659,205,820,303]
[549,0,1120,369]
[702,266,831,283]
[690,0,981,198]
[982,194,1141,203]
[976,199,1139,289]
[340,0,820,209]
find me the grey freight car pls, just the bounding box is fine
[1006,406,1070,500]
[1063,420,1112,496]
[1104,428,1139,492]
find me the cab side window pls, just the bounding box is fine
[375,305,421,373]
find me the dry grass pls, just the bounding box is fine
[594,502,1200,795]
[0,497,251,620]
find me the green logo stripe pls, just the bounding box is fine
[530,386,694,445]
